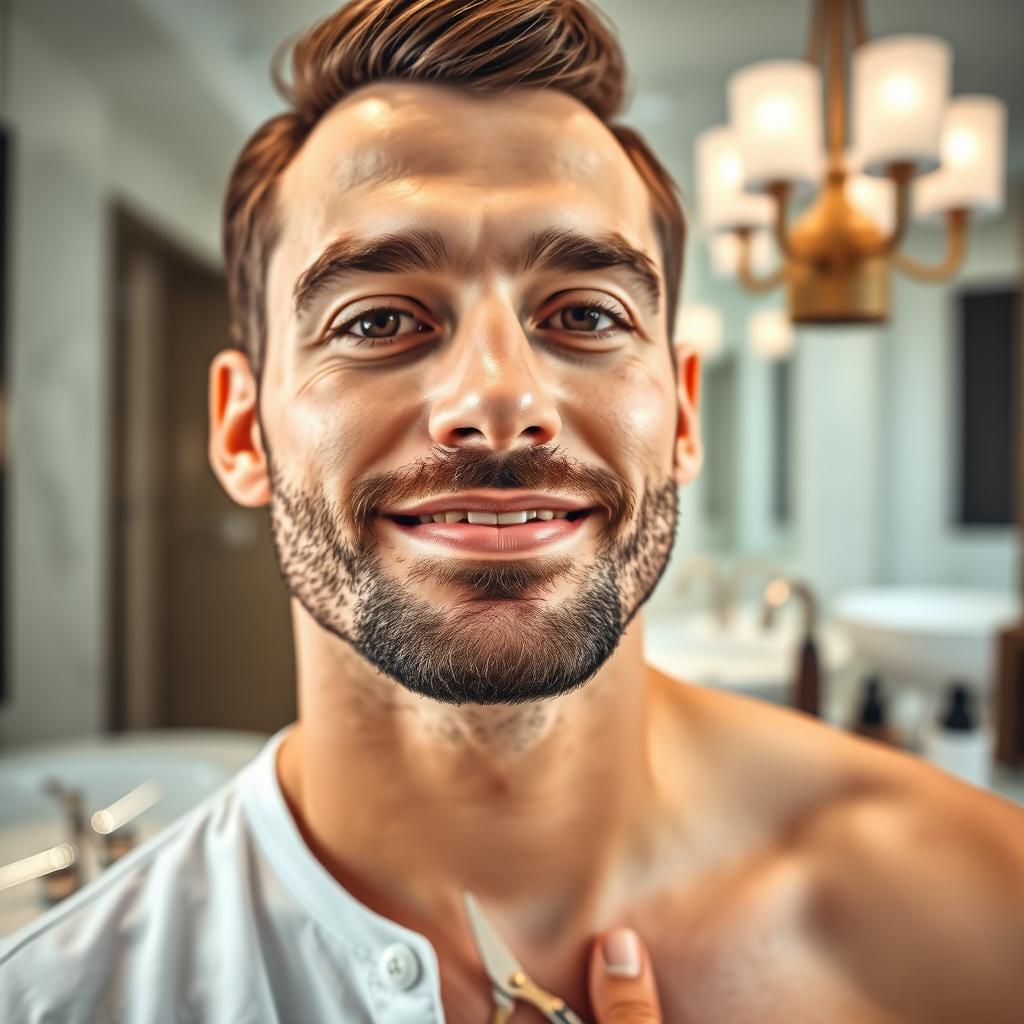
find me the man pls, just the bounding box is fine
[3,0,1023,1021]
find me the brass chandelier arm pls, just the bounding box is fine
[735,228,786,294]
[854,162,915,259]
[850,0,869,47]
[891,209,969,282]
[766,181,814,266]
[825,0,847,165]
[805,0,826,64]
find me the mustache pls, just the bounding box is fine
[348,445,635,542]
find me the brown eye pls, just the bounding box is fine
[355,309,403,338]
[560,305,607,331]
[542,300,631,338]
[327,304,434,349]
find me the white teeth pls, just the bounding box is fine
[408,508,581,524]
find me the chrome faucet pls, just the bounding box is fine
[760,577,819,638]
[761,577,822,716]
[42,778,87,852]
[41,778,88,903]
[2,778,157,906]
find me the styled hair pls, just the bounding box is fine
[223,0,686,379]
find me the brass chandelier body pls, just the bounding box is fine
[736,0,968,324]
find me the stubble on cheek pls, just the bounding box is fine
[265,458,363,632]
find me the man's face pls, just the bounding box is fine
[241,82,697,705]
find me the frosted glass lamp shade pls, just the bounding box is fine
[914,96,1007,223]
[749,309,794,361]
[676,304,723,359]
[728,60,824,193]
[695,126,773,231]
[852,34,951,175]
[710,230,775,278]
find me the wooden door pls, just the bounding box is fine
[111,208,294,733]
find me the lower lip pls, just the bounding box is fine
[380,513,595,555]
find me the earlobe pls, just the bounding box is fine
[672,342,704,487]
[208,349,272,508]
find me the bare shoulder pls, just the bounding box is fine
[801,757,1024,1023]
[647,665,1024,887]
[649,669,1024,1021]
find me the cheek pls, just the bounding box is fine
[281,369,423,488]
[578,359,676,469]
[280,377,365,484]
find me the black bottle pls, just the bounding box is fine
[849,675,902,746]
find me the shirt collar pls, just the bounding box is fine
[237,725,446,1013]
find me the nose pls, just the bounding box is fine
[427,299,562,453]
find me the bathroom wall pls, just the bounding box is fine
[880,201,1021,592]
[0,12,231,748]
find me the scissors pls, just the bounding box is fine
[462,890,589,1024]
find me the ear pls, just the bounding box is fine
[672,341,703,487]
[208,348,272,507]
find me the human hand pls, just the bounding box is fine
[587,927,662,1023]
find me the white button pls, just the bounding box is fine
[377,942,421,992]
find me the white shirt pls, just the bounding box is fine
[0,725,448,1022]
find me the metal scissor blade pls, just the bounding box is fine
[462,890,525,1000]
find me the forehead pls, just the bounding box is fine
[273,81,657,278]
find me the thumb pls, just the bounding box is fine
[588,927,662,1023]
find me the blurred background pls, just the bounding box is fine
[0,0,1021,928]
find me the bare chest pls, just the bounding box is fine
[440,850,898,1024]
[629,850,898,1024]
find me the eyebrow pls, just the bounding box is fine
[291,226,662,323]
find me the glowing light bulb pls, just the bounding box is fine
[882,74,919,114]
[718,153,742,185]
[944,128,978,166]
[756,96,796,134]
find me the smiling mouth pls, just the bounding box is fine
[384,508,597,527]
[378,505,600,557]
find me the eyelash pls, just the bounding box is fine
[325,298,634,349]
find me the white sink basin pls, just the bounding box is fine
[833,586,1020,690]
[0,730,266,937]
[644,606,853,702]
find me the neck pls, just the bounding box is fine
[277,602,673,955]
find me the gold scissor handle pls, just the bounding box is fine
[490,1003,515,1024]
[505,971,589,1023]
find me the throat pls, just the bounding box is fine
[427,700,563,762]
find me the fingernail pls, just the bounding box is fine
[602,927,641,978]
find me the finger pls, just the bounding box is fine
[588,926,663,1023]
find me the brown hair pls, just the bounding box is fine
[223,0,686,379]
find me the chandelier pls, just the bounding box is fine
[694,0,1007,325]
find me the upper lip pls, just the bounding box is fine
[381,491,594,516]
